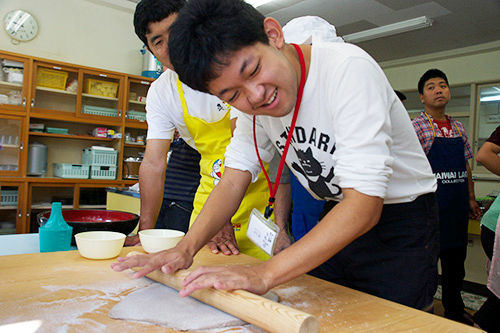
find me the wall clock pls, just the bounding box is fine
[3,9,39,43]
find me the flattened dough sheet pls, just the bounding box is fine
[109,283,278,331]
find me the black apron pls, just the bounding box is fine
[425,114,469,249]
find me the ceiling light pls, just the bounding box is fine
[343,16,433,43]
[246,0,274,7]
[480,95,500,102]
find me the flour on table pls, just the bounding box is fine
[109,283,278,331]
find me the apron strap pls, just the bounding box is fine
[424,112,462,137]
[176,77,189,117]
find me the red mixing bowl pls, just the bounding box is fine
[37,209,139,244]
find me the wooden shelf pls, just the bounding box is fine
[78,204,106,209]
[29,112,122,126]
[25,177,124,184]
[29,131,118,141]
[30,203,74,210]
[129,100,146,105]
[82,93,118,101]
[0,143,20,149]
[124,122,148,129]
[36,87,77,95]
[124,142,146,148]
[0,80,22,88]
[0,205,18,210]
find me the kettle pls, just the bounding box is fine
[123,159,141,179]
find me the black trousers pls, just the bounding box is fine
[473,226,500,332]
[155,199,193,233]
[308,193,439,310]
[439,245,467,315]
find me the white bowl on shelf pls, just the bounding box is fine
[74,231,126,259]
[139,229,185,253]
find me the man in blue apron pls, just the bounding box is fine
[412,69,481,325]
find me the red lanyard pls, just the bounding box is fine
[253,43,306,218]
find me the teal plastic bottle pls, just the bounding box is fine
[39,202,73,252]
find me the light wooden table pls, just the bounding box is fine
[0,246,482,332]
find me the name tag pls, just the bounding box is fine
[247,208,279,257]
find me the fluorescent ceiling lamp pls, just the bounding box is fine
[480,95,500,102]
[246,0,273,7]
[343,16,433,43]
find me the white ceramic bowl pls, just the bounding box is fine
[139,229,185,253]
[74,231,126,259]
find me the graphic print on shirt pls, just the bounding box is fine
[210,159,223,186]
[216,102,231,113]
[290,147,341,198]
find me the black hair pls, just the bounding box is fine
[133,0,186,47]
[394,90,407,101]
[417,69,449,94]
[168,0,269,93]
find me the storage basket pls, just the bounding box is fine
[90,165,117,179]
[81,105,118,117]
[0,190,18,206]
[36,68,69,90]
[82,148,117,166]
[45,127,69,134]
[53,163,89,179]
[83,79,119,98]
[127,110,146,122]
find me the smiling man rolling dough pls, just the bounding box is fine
[113,0,439,311]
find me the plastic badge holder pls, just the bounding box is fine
[39,202,73,252]
[247,208,280,256]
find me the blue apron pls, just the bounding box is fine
[289,171,325,241]
[425,114,469,249]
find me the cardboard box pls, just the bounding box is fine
[92,127,108,138]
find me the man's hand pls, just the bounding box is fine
[206,222,239,255]
[274,229,291,255]
[124,234,141,247]
[110,245,194,279]
[469,199,482,220]
[179,265,270,297]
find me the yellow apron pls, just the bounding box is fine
[177,78,271,260]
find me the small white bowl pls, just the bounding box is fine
[139,229,185,253]
[74,231,126,259]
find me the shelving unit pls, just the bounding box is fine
[0,50,152,234]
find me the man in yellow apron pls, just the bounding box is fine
[178,78,277,259]
[128,0,289,260]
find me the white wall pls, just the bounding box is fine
[0,0,143,75]
[2,0,499,83]
[381,41,500,91]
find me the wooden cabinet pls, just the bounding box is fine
[0,50,153,234]
[79,69,124,121]
[0,181,26,233]
[0,53,30,114]
[0,114,25,176]
[31,61,79,115]
[121,75,149,180]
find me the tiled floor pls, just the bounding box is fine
[433,298,476,318]
[432,285,487,328]
[433,285,487,312]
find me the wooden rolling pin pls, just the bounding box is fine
[127,251,318,333]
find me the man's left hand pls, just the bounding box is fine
[469,199,482,220]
